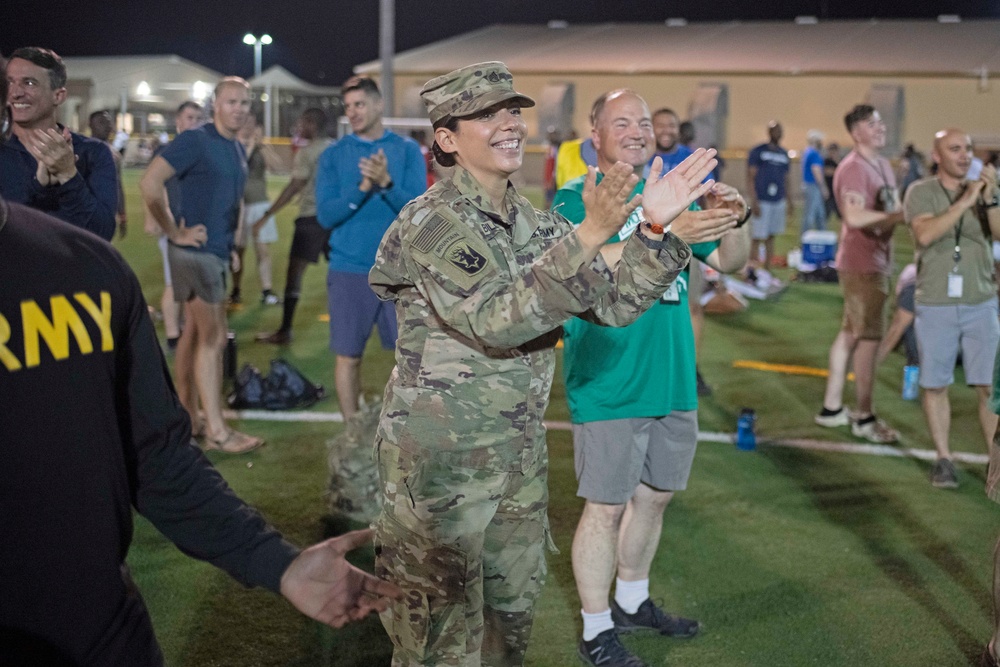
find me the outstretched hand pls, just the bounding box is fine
[642,149,718,228]
[280,529,403,629]
[578,162,642,248]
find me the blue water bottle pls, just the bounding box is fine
[902,365,919,401]
[736,408,757,451]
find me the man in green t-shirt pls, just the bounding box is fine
[903,128,1000,489]
[984,344,1000,666]
[553,89,751,667]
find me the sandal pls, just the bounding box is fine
[204,430,265,454]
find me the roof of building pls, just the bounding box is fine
[356,19,1000,78]
[248,65,341,95]
[63,54,223,111]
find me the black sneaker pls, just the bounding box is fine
[578,629,648,667]
[696,369,713,397]
[611,599,700,638]
[930,458,959,489]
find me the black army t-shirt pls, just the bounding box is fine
[0,202,297,665]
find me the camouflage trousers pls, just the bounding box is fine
[374,439,550,666]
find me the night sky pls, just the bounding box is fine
[4,0,997,85]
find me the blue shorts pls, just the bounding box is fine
[327,270,397,357]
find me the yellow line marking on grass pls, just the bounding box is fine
[733,359,854,381]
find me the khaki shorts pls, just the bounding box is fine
[840,271,889,340]
[168,244,227,304]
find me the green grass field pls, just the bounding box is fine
[113,169,998,666]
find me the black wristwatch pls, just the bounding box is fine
[985,194,1000,209]
[735,201,753,227]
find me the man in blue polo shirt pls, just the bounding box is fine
[316,76,425,422]
[800,129,829,235]
[747,120,792,270]
[0,47,117,241]
[140,77,262,454]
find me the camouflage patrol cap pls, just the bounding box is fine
[420,62,535,125]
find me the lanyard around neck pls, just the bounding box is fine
[937,180,964,266]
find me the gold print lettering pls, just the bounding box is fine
[0,313,23,372]
[21,296,94,368]
[74,292,114,352]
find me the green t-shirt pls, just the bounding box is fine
[903,177,996,305]
[992,339,1000,415]
[553,174,717,423]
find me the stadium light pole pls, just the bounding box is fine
[243,33,272,78]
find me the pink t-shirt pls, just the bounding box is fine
[833,150,898,275]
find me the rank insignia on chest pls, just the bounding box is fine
[446,240,488,275]
[481,222,499,238]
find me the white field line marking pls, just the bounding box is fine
[223,412,989,466]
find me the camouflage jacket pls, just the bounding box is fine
[369,166,691,472]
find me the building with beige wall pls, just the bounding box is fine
[356,19,1000,190]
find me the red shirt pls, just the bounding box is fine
[833,150,897,275]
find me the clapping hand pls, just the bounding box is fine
[642,149,718,229]
[27,127,78,185]
[578,162,642,246]
[359,150,391,191]
[980,164,998,201]
[703,182,748,220]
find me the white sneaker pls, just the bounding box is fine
[851,415,899,444]
[815,407,850,428]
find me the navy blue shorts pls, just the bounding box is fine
[327,270,398,357]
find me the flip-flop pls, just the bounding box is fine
[204,430,265,454]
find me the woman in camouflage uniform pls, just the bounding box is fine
[368,61,719,666]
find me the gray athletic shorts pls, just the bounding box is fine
[158,234,172,287]
[915,298,1000,388]
[572,411,698,504]
[750,200,787,241]
[168,244,227,304]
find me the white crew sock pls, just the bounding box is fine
[614,578,650,614]
[581,608,614,641]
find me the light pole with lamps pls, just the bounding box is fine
[243,33,272,78]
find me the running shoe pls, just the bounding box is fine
[578,629,648,667]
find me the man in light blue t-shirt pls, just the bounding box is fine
[554,88,751,667]
[801,129,829,235]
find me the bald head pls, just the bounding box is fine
[590,90,653,171]
[932,128,972,182]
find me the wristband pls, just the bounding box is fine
[735,202,753,228]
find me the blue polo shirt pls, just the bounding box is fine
[748,142,790,202]
[159,124,247,259]
[651,143,694,172]
[0,129,117,241]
